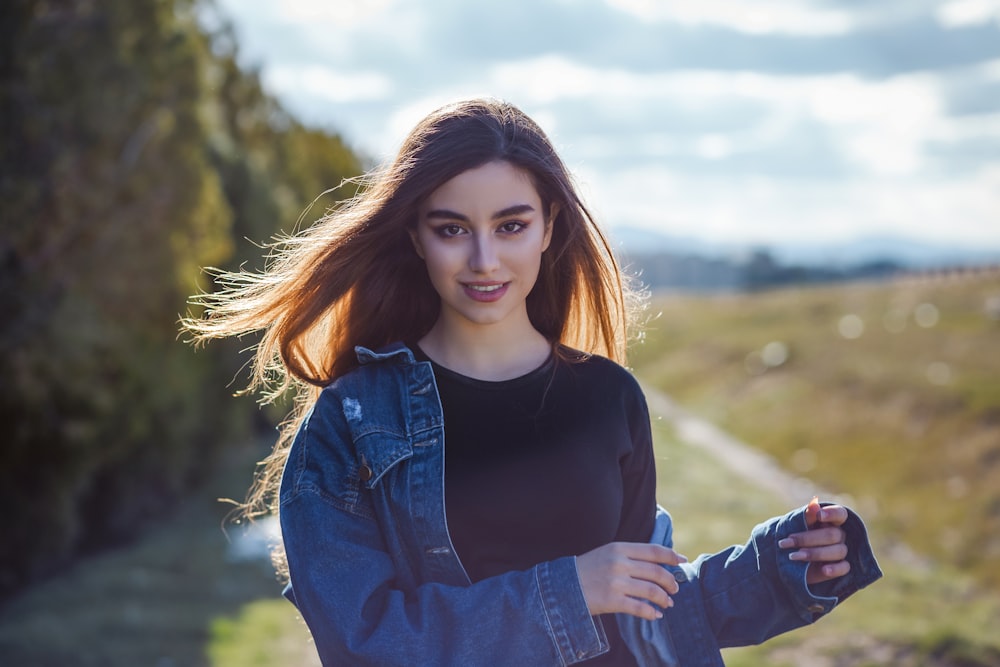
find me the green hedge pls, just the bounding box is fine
[0,0,362,598]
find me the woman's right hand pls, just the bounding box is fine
[576,543,687,620]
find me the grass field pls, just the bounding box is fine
[2,273,999,665]
[652,421,1000,667]
[631,272,1000,592]
[0,445,319,667]
[3,417,998,666]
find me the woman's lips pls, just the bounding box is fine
[463,282,509,302]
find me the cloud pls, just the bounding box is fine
[210,0,1000,249]
[271,0,396,24]
[264,66,393,103]
[940,58,1000,116]
[604,0,856,35]
[937,0,1000,27]
[590,164,1000,247]
[219,0,1000,80]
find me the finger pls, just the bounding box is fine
[620,595,666,621]
[803,526,846,547]
[817,505,848,527]
[603,545,683,580]
[807,560,851,585]
[627,561,680,595]
[805,496,821,526]
[788,542,849,563]
[622,578,674,610]
[780,526,845,549]
[615,542,688,566]
[607,553,679,605]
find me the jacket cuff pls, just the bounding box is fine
[535,556,609,664]
[772,503,884,623]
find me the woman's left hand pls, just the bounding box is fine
[778,502,851,585]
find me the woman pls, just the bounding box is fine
[185,98,880,665]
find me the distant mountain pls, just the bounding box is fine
[770,235,1000,269]
[608,226,1000,270]
[606,227,717,256]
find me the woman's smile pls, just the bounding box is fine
[463,281,510,301]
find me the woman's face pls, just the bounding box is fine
[410,160,553,334]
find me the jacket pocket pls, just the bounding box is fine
[354,430,414,489]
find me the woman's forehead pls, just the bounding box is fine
[422,161,542,213]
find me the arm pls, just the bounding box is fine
[692,500,882,647]
[617,502,882,665]
[575,381,685,623]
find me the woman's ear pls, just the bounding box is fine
[408,227,425,259]
[543,204,559,251]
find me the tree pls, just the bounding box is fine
[0,0,362,597]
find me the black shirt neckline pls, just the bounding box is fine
[411,343,556,391]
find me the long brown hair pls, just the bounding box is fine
[183,98,641,522]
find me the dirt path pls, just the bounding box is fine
[641,383,830,506]
[642,383,935,573]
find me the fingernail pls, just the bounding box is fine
[678,553,688,563]
[818,510,827,523]
[778,538,794,549]
[654,610,663,619]
[788,550,808,561]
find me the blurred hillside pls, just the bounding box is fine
[613,225,1000,292]
[0,0,362,599]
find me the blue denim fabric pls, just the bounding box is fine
[616,506,883,666]
[279,343,882,666]
[280,343,607,665]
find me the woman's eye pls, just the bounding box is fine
[436,224,465,238]
[499,221,526,234]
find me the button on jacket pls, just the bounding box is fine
[279,343,882,666]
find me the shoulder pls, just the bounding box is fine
[312,342,436,441]
[554,345,647,413]
[321,342,421,397]
[282,347,420,507]
[294,344,414,445]
[556,345,643,391]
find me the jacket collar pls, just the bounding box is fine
[354,342,417,366]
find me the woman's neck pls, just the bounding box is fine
[417,318,552,381]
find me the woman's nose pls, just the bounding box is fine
[469,234,500,273]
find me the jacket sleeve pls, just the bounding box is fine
[617,504,883,666]
[690,502,883,647]
[278,393,609,666]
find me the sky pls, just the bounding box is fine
[206,0,1000,251]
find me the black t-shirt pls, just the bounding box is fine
[415,345,657,666]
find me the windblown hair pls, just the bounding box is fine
[183,98,642,527]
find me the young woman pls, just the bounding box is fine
[185,98,881,665]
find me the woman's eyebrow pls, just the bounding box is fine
[425,208,469,222]
[492,204,535,219]
[424,204,536,222]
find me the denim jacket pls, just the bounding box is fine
[279,343,882,666]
